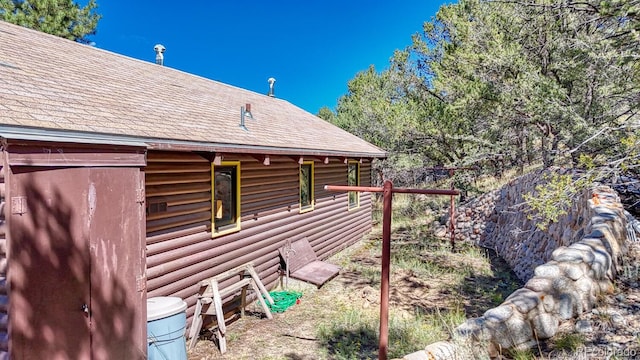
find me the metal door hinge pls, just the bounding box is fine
[136,274,146,292]
[136,188,145,204]
[11,196,27,215]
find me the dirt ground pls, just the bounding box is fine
[186,232,640,360]
[186,234,521,360]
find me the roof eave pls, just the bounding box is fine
[0,125,388,159]
[147,139,387,159]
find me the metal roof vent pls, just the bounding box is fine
[154,44,165,65]
[239,105,249,131]
[267,77,276,97]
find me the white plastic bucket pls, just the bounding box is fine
[147,296,188,360]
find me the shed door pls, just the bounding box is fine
[8,167,145,360]
[87,167,146,359]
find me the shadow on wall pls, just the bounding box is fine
[9,167,143,359]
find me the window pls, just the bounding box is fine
[212,161,241,236]
[299,161,314,212]
[348,161,360,209]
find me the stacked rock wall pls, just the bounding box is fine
[444,169,594,281]
[404,172,631,359]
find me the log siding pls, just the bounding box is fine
[145,151,373,322]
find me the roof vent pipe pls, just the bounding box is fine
[267,77,276,97]
[239,106,249,131]
[154,44,165,65]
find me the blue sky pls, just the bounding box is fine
[90,1,448,115]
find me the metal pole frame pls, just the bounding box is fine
[324,182,459,360]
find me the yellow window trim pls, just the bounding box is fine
[211,161,241,238]
[299,160,315,213]
[348,160,360,210]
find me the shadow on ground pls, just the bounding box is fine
[457,247,523,317]
[318,326,378,360]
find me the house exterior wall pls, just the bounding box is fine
[145,151,373,321]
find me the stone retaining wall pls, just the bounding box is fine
[441,169,595,282]
[403,171,631,359]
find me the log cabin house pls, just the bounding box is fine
[0,21,386,359]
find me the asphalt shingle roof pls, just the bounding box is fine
[0,21,386,158]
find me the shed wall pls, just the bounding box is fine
[145,151,373,321]
[2,142,147,360]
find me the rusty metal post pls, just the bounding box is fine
[449,169,456,251]
[450,193,455,251]
[379,180,393,360]
[323,183,459,360]
[425,166,479,252]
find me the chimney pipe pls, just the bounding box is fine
[243,103,254,120]
[267,77,276,97]
[154,44,166,66]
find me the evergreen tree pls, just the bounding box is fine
[332,0,639,186]
[316,106,336,123]
[0,0,101,44]
[392,0,638,176]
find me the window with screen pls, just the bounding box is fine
[300,161,314,212]
[348,161,360,209]
[212,161,241,236]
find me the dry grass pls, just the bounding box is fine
[187,200,522,360]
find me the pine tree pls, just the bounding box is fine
[0,0,101,44]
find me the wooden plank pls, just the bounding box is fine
[210,280,226,353]
[199,278,251,310]
[200,262,254,285]
[188,299,204,349]
[246,265,273,305]
[241,286,246,318]
[249,279,272,320]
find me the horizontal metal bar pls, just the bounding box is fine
[423,167,479,171]
[392,188,459,196]
[324,185,384,193]
[323,185,459,196]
